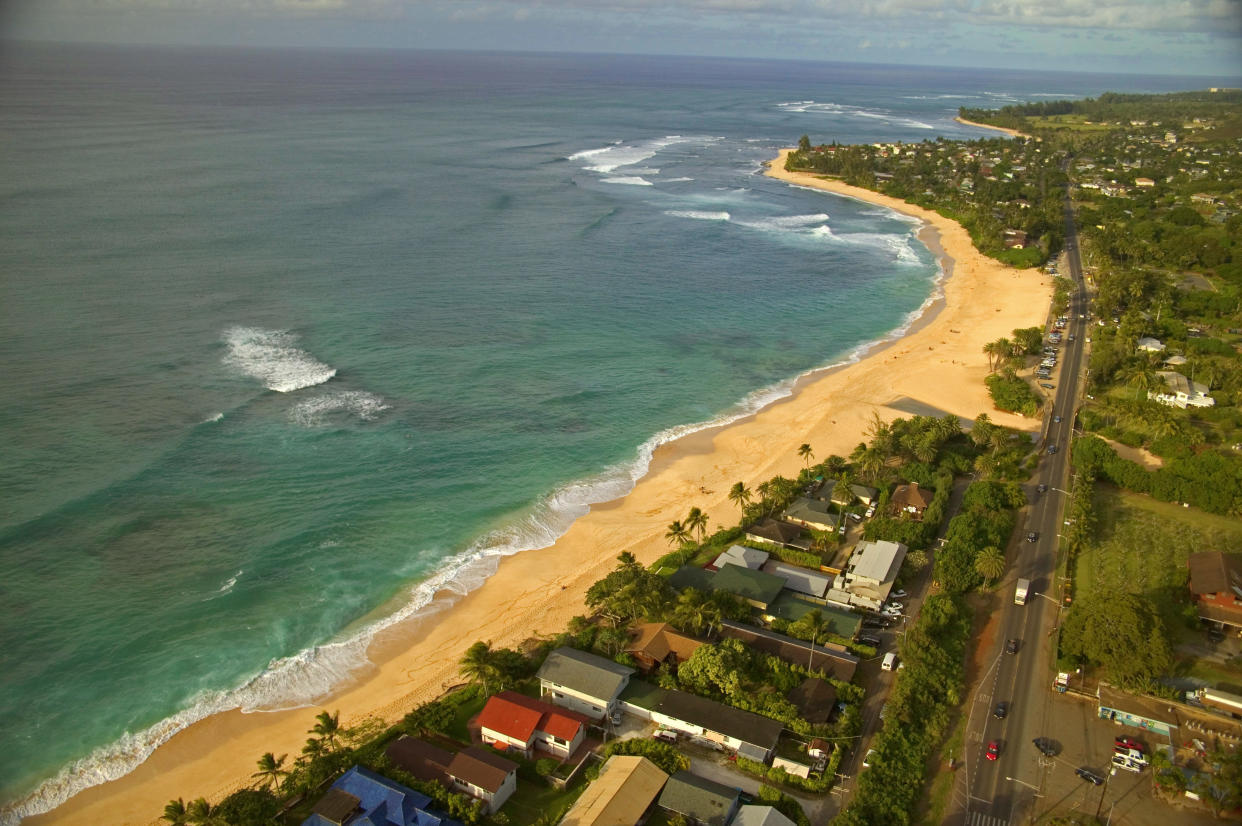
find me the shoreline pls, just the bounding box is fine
[953,116,1031,139]
[23,150,1053,826]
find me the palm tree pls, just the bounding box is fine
[674,588,719,636]
[300,736,327,762]
[460,641,499,693]
[311,710,341,748]
[798,443,814,467]
[162,799,189,826]
[664,519,691,547]
[976,546,1006,583]
[727,482,751,514]
[685,507,709,542]
[799,610,831,668]
[185,798,218,826]
[252,751,288,792]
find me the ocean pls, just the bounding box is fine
[0,43,1223,820]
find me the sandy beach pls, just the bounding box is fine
[954,116,1031,138]
[27,149,1052,826]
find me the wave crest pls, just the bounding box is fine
[290,391,390,428]
[222,327,336,393]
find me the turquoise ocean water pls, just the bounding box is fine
[0,44,1225,820]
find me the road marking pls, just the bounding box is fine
[967,811,1010,826]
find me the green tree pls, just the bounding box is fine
[685,507,709,542]
[974,546,1006,583]
[310,710,341,749]
[672,587,720,637]
[460,641,501,693]
[728,482,752,515]
[1059,591,1172,689]
[798,443,815,467]
[798,134,812,153]
[789,610,831,668]
[162,799,189,826]
[251,752,288,792]
[665,519,691,547]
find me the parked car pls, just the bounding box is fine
[1039,383,1054,390]
[986,741,1000,761]
[857,635,882,647]
[994,702,1008,719]
[862,749,876,768]
[1114,737,1145,754]
[891,589,908,599]
[653,729,678,743]
[881,605,903,617]
[862,618,890,629]
[1006,638,1020,654]
[885,601,905,612]
[1076,767,1105,785]
[1033,738,1057,756]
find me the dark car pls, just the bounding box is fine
[1034,738,1057,756]
[862,618,891,630]
[1053,415,1062,423]
[1076,767,1105,785]
[1047,444,1058,454]
[1006,638,1020,654]
[994,702,1008,719]
[1039,383,1054,389]
[1036,483,1048,494]
[858,635,882,647]
[1026,531,1038,543]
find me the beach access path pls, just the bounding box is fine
[28,150,1053,826]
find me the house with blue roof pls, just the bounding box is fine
[301,765,463,826]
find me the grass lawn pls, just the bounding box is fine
[1027,114,1115,132]
[1075,485,1242,643]
[494,775,588,826]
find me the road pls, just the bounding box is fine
[954,186,1092,825]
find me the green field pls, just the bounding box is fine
[1075,485,1242,643]
[1026,114,1115,132]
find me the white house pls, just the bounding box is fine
[1149,371,1215,409]
[1136,337,1166,353]
[537,647,634,720]
[447,747,518,814]
[835,540,907,610]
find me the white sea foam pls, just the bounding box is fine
[775,99,934,130]
[222,326,336,393]
[568,135,720,174]
[601,176,653,186]
[202,569,243,601]
[663,177,694,183]
[290,391,390,428]
[203,412,224,424]
[665,210,730,221]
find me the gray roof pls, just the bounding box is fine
[732,806,797,826]
[713,544,769,571]
[762,560,832,598]
[537,647,634,702]
[656,688,785,751]
[848,540,906,583]
[658,771,741,826]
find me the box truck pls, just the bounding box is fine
[1015,578,1030,605]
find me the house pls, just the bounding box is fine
[744,518,810,550]
[1003,229,1028,249]
[711,544,769,571]
[1136,336,1166,352]
[384,738,517,814]
[760,593,862,639]
[1148,371,1215,408]
[712,564,787,610]
[732,807,797,826]
[559,755,668,826]
[1135,177,1156,187]
[786,677,837,725]
[761,560,832,599]
[447,748,518,814]
[835,540,907,610]
[657,771,743,826]
[719,620,859,682]
[1188,551,1242,629]
[844,483,879,506]
[538,647,634,720]
[781,497,837,533]
[301,766,461,826]
[625,622,705,672]
[619,681,785,762]
[890,483,932,519]
[476,691,588,759]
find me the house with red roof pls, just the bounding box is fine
[476,690,588,759]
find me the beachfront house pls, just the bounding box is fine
[710,564,786,610]
[476,691,588,759]
[719,620,859,682]
[385,737,519,814]
[559,755,669,826]
[744,518,810,550]
[657,771,743,826]
[619,680,785,762]
[1188,551,1242,631]
[625,622,705,673]
[711,544,769,571]
[537,647,634,720]
[780,497,837,533]
[301,765,461,826]
[834,539,907,610]
[760,560,832,599]
[890,483,932,520]
[1148,371,1215,408]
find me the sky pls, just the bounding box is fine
[4,0,1242,78]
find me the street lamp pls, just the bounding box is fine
[1007,775,1043,797]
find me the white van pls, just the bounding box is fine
[882,652,898,671]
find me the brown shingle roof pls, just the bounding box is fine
[385,736,451,786]
[891,483,932,510]
[310,789,360,825]
[1188,551,1242,597]
[448,746,516,794]
[626,623,704,666]
[786,677,837,724]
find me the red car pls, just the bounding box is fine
[1115,737,1144,754]
[986,741,1000,761]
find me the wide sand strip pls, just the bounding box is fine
[28,150,1052,826]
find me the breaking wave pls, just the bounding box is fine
[222,327,336,393]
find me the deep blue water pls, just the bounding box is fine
[0,43,1228,820]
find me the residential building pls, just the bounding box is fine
[625,622,705,672]
[447,748,518,814]
[385,736,452,786]
[619,680,785,762]
[719,620,859,682]
[744,518,810,550]
[780,497,837,532]
[1136,336,1166,352]
[834,539,907,610]
[890,483,932,519]
[559,755,668,826]
[476,691,588,759]
[1188,551,1242,629]
[786,677,837,724]
[657,771,743,826]
[761,560,832,599]
[1149,371,1215,408]
[538,647,634,720]
[711,564,787,610]
[760,593,862,638]
[732,807,797,826]
[711,544,769,571]
[301,765,461,826]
